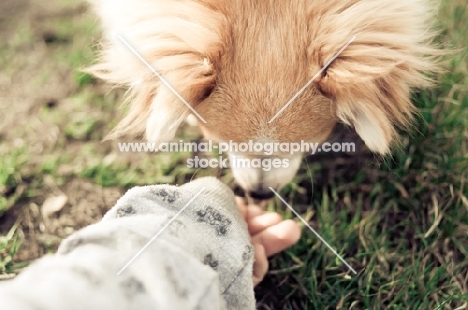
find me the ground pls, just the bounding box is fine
[0,0,467,309]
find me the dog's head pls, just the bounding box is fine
[89,0,439,198]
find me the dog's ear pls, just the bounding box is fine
[144,58,216,142]
[86,0,224,142]
[311,0,439,154]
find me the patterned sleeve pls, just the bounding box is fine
[0,177,255,310]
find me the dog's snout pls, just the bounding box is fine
[232,183,245,197]
[229,153,303,201]
[233,182,275,200]
[248,188,275,200]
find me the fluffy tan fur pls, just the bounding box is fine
[87,0,227,142]
[88,0,440,156]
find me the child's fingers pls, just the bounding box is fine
[248,212,283,235]
[246,204,265,219]
[252,220,301,257]
[235,197,265,220]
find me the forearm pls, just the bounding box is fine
[0,177,255,310]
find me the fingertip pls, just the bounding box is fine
[282,219,302,244]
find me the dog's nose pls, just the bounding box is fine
[248,188,275,200]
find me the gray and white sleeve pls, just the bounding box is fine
[0,177,256,310]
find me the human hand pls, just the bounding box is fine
[236,197,301,286]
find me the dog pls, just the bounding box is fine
[87,0,440,200]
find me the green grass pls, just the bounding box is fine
[0,222,25,279]
[254,1,468,308]
[0,0,467,309]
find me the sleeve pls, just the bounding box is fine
[0,177,255,310]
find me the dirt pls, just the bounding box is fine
[0,0,123,264]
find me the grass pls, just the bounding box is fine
[0,0,467,309]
